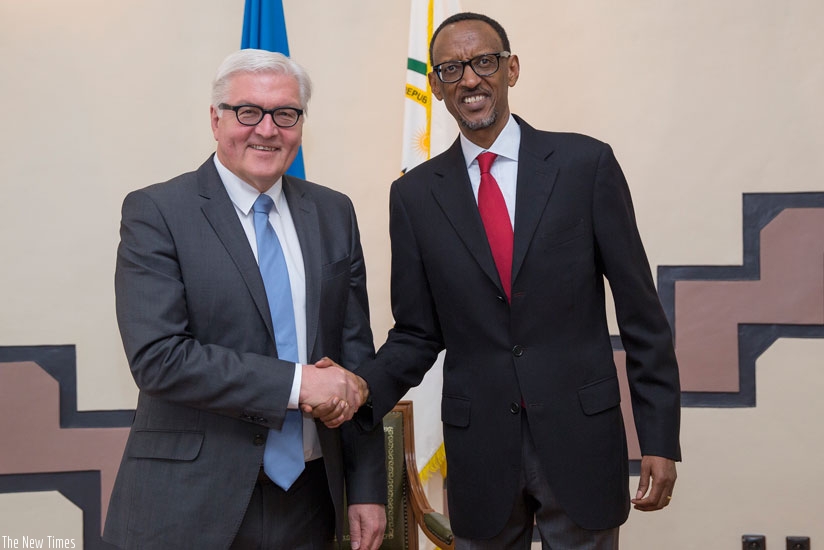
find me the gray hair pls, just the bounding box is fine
[211,49,312,113]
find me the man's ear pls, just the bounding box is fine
[507,54,520,87]
[428,71,444,101]
[210,105,221,140]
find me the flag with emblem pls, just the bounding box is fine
[400,0,461,483]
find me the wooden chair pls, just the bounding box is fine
[340,400,455,550]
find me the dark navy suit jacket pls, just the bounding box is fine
[359,117,680,537]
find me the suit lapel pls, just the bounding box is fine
[430,140,503,293]
[196,158,275,343]
[512,118,559,285]
[283,176,321,358]
[430,124,560,297]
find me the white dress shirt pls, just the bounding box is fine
[214,155,321,461]
[460,114,522,226]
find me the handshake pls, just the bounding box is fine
[299,357,369,428]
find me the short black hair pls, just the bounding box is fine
[429,12,511,66]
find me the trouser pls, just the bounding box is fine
[230,458,335,550]
[455,414,620,550]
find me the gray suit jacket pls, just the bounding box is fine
[104,156,385,549]
[358,117,680,537]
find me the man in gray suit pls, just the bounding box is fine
[104,49,386,550]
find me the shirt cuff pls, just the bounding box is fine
[288,363,301,409]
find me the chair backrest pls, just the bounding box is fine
[338,404,416,550]
[381,406,417,549]
[339,401,454,550]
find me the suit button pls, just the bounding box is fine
[512,345,524,357]
[253,434,265,446]
[510,402,520,414]
[496,295,506,302]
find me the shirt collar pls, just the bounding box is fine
[213,154,284,215]
[460,114,521,169]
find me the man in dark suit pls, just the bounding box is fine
[316,12,681,550]
[104,49,386,550]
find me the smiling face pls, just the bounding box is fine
[429,19,519,149]
[210,71,303,193]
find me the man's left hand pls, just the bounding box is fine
[347,503,386,550]
[631,455,677,511]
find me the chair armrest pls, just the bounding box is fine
[422,511,454,547]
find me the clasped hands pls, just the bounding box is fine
[299,357,368,428]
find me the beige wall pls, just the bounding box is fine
[1,0,822,547]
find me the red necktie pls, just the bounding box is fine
[477,152,513,301]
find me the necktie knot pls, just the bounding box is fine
[253,194,274,215]
[477,152,498,175]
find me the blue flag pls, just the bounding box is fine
[241,0,306,179]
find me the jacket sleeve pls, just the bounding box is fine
[356,180,444,428]
[591,144,682,461]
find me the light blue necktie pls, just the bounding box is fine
[253,194,304,490]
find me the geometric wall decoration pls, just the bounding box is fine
[615,193,823,466]
[0,346,132,549]
[658,192,824,407]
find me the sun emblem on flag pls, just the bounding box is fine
[414,127,430,157]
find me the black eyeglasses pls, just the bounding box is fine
[432,51,511,84]
[218,103,304,128]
